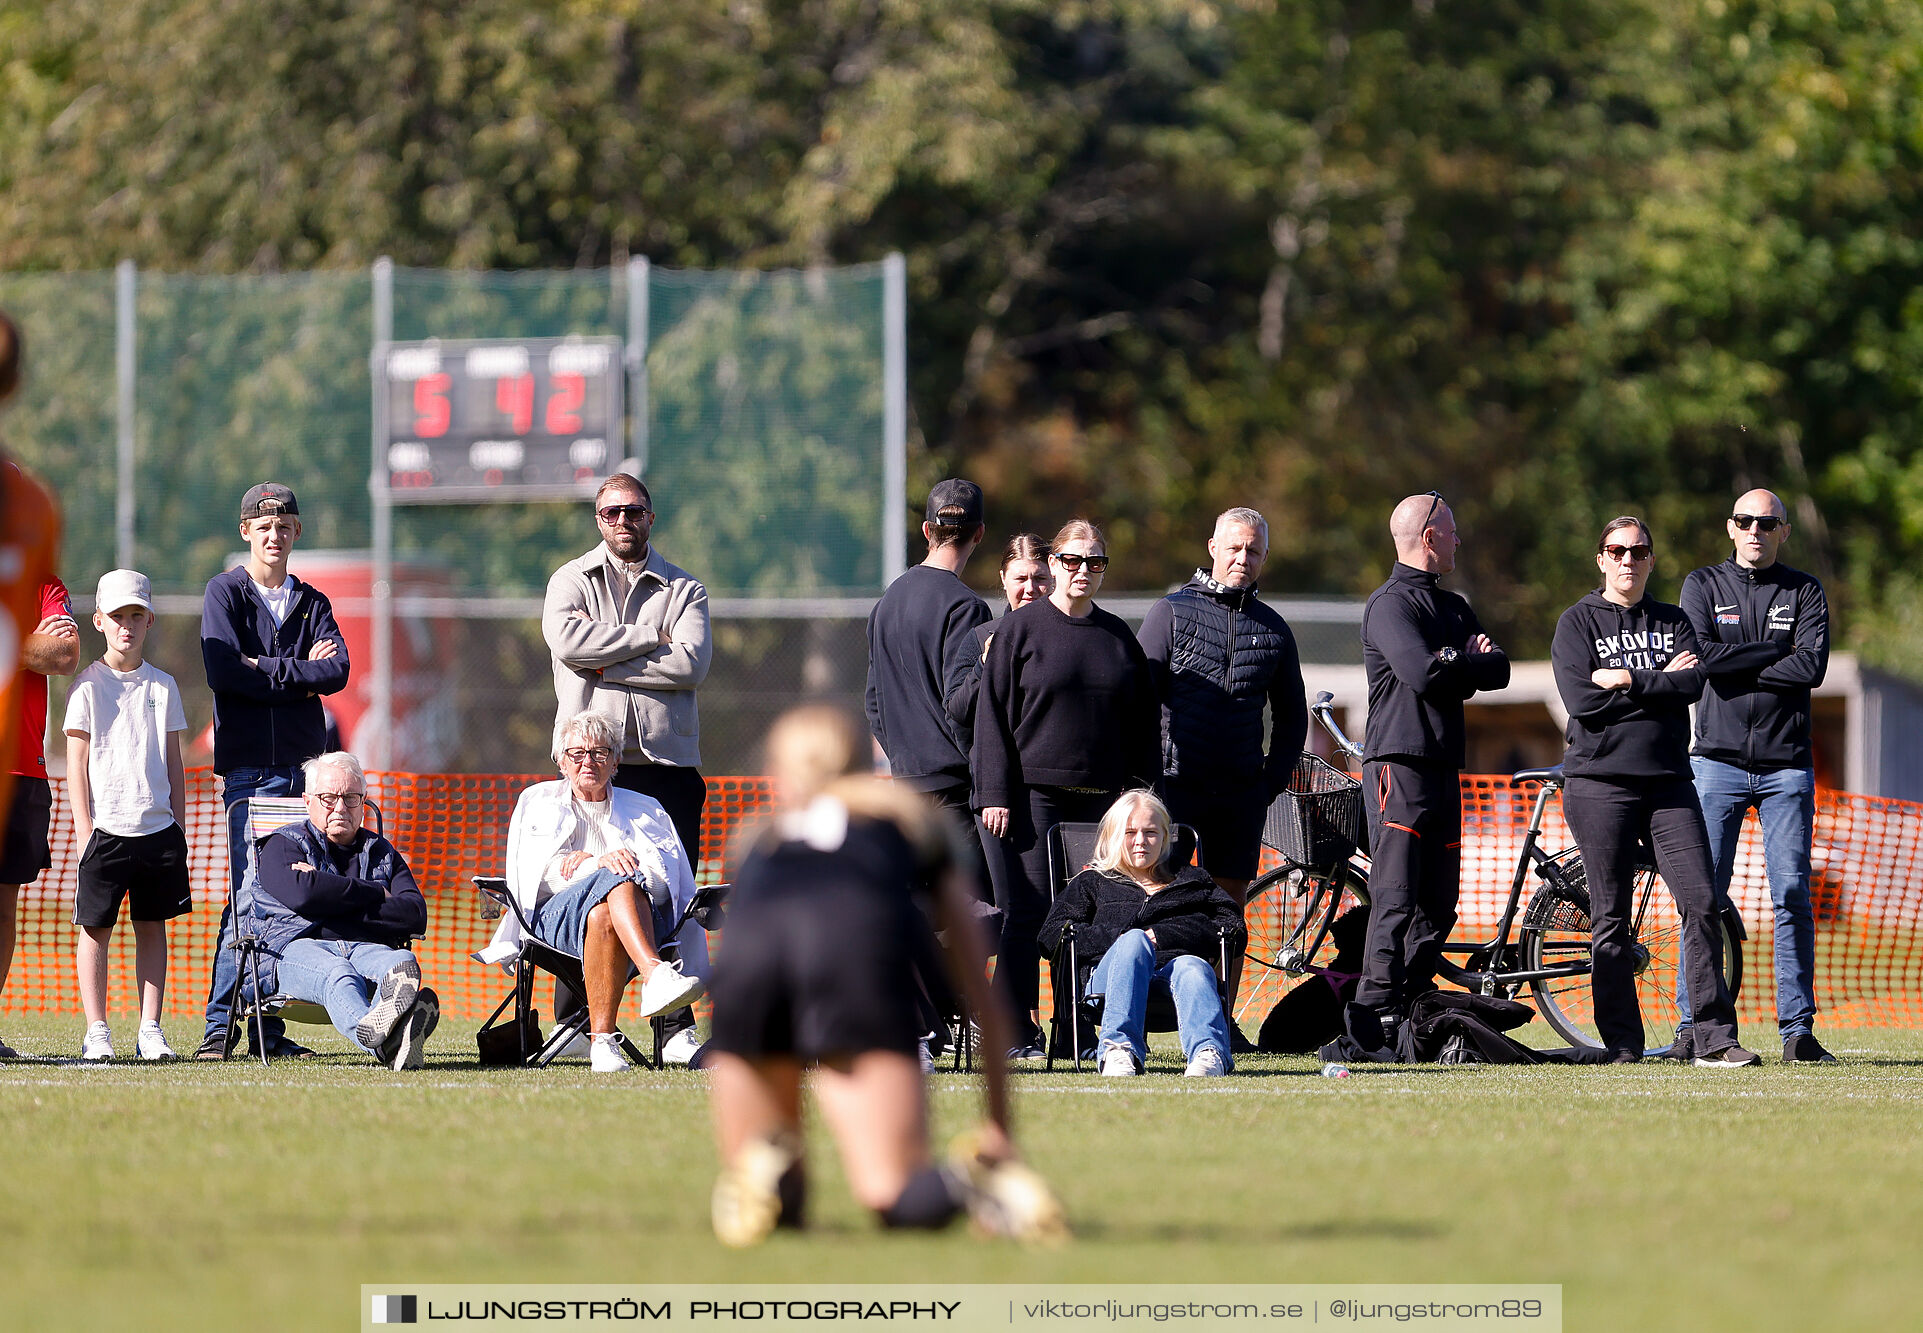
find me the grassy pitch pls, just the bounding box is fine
[3,1015,1921,1333]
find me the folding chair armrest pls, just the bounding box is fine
[473,875,511,923]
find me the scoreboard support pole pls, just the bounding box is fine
[883,251,907,585]
[368,256,395,771]
[115,260,138,571]
[627,256,650,476]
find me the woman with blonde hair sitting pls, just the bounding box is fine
[1038,789,1244,1077]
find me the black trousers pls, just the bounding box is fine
[1561,775,1738,1056]
[997,785,1116,1036]
[1357,759,1461,1012]
[552,761,708,1038]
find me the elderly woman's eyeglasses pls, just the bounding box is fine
[562,747,615,765]
[311,791,364,810]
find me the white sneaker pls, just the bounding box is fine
[554,1030,592,1060]
[1098,1043,1137,1077]
[637,959,705,1018]
[1184,1046,1229,1077]
[81,1021,113,1061]
[661,1028,703,1067]
[137,1022,178,1061]
[590,1033,634,1073]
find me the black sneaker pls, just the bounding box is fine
[264,1036,317,1060]
[1605,1048,1642,1064]
[1783,1034,1838,1065]
[194,1028,237,1061]
[1694,1043,1762,1068]
[1663,1028,1695,1062]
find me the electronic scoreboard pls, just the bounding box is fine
[376,335,624,501]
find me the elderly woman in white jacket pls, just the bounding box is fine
[483,710,707,1071]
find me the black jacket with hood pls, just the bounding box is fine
[1551,591,1704,780]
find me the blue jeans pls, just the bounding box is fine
[202,765,304,1039]
[273,937,416,1053]
[1678,757,1818,1039]
[1087,930,1231,1069]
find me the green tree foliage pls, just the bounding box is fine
[7,0,1923,661]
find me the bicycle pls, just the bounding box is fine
[1243,691,1744,1054]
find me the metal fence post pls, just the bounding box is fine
[115,260,137,570]
[882,251,907,586]
[370,257,394,770]
[627,256,650,476]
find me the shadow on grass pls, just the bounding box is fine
[1073,1215,1446,1244]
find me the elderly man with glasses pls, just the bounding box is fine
[1352,492,1510,1054]
[1675,488,1835,1064]
[543,473,712,1061]
[481,711,706,1072]
[246,751,436,1069]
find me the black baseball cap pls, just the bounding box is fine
[925,478,984,528]
[240,482,299,521]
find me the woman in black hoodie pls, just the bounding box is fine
[1551,516,1755,1066]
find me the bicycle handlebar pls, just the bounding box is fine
[1309,690,1366,761]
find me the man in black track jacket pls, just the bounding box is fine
[1355,493,1509,1046]
[1678,488,1835,1064]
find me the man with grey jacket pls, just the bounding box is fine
[544,474,713,859]
[544,474,712,1060]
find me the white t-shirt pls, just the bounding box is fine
[63,659,187,837]
[251,575,296,626]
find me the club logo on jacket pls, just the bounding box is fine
[1593,628,1677,670]
[1768,604,1794,631]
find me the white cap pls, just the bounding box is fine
[95,569,153,615]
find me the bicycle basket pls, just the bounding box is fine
[1262,753,1364,868]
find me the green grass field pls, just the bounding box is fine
[4,1014,1921,1333]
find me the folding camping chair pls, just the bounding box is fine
[1041,820,1231,1071]
[224,793,397,1065]
[472,874,729,1069]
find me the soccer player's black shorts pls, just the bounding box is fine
[0,778,54,884]
[707,877,925,1061]
[1162,778,1272,883]
[73,825,193,928]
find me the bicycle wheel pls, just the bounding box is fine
[1241,862,1363,1018]
[1519,855,1742,1053]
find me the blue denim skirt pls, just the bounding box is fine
[528,866,673,959]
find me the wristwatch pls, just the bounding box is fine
[1436,647,1461,664]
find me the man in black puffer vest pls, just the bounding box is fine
[1139,508,1306,1040]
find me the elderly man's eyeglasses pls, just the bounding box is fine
[1053,553,1109,572]
[1602,543,1653,563]
[311,791,364,810]
[562,747,615,765]
[597,504,651,526]
[1731,514,1784,533]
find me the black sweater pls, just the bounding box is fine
[1037,863,1246,969]
[1361,564,1509,767]
[1680,557,1829,771]
[1551,591,1704,780]
[972,598,1158,810]
[864,565,992,789]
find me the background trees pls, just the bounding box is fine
[6,0,1923,659]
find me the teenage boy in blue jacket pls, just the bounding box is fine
[193,483,350,1059]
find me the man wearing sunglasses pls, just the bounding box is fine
[1677,489,1834,1064]
[1353,492,1510,1052]
[544,473,712,1061]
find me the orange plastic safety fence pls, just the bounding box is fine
[7,771,1922,1033]
[0,768,773,1027]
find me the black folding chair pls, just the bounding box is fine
[472,875,728,1069]
[1041,821,1230,1071]
[225,794,401,1065]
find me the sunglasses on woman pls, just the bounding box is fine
[1053,553,1109,572]
[1602,543,1653,563]
[1731,513,1784,533]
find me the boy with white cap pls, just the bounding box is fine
[63,569,190,1060]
